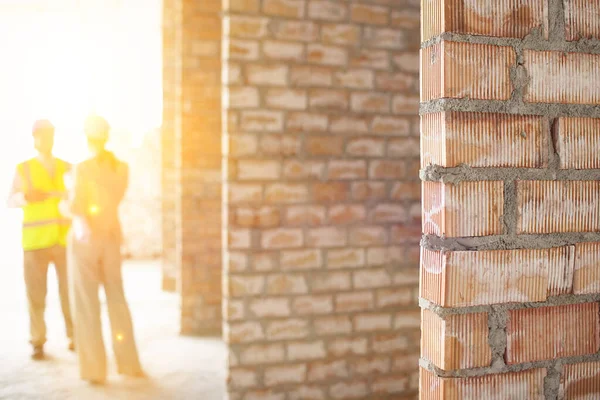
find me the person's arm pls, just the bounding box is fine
[6,168,26,208]
[66,164,87,217]
[115,162,129,205]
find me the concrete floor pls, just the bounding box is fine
[0,215,226,400]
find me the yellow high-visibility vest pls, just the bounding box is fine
[18,158,71,251]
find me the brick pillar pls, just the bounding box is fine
[420,1,600,398]
[222,1,421,398]
[162,0,223,335]
[162,0,178,292]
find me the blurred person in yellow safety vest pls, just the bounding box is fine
[6,119,74,360]
[62,115,144,384]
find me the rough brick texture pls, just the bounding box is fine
[420,1,600,398]
[162,0,222,334]
[223,0,420,398]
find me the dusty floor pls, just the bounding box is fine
[0,214,226,400]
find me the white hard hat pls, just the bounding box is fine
[84,115,110,140]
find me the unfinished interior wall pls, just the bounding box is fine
[222,0,421,398]
[162,0,223,335]
[420,0,600,398]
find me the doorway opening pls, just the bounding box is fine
[0,2,225,398]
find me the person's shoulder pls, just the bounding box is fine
[54,157,72,169]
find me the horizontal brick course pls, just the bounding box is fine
[421,309,491,370]
[422,181,504,238]
[560,361,600,399]
[421,0,548,42]
[524,50,600,105]
[517,180,600,234]
[421,112,548,168]
[420,247,573,307]
[420,368,546,399]
[556,117,600,169]
[507,303,600,364]
[421,41,515,102]
[564,0,600,41]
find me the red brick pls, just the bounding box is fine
[391,9,420,29]
[229,368,258,389]
[260,135,302,156]
[327,248,366,269]
[354,313,392,332]
[349,356,391,376]
[371,203,407,223]
[265,89,308,110]
[311,272,352,292]
[229,229,252,249]
[375,71,416,92]
[524,50,600,104]
[368,160,405,179]
[560,361,600,399]
[308,44,348,67]
[228,184,263,204]
[421,41,515,102]
[287,112,329,132]
[228,321,265,343]
[306,136,344,156]
[328,205,366,225]
[328,160,367,180]
[314,316,352,335]
[330,115,370,134]
[372,375,409,395]
[507,303,600,364]
[393,52,419,73]
[346,137,385,157]
[288,386,326,400]
[265,364,306,387]
[287,341,326,361]
[351,92,390,113]
[272,20,319,42]
[308,0,348,21]
[372,333,409,354]
[335,291,374,312]
[265,183,309,204]
[246,65,288,87]
[241,110,284,131]
[574,242,600,295]
[263,40,305,61]
[234,207,280,228]
[261,228,304,249]
[307,227,347,248]
[328,337,368,357]
[263,0,306,18]
[350,49,390,70]
[349,226,388,246]
[228,86,260,108]
[228,15,269,39]
[565,0,600,41]
[422,0,548,42]
[363,27,406,50]
[291,66,333,87]
[281,249,323,271]
[420,247,573,307]
[556,117,600,169]
[371,116,411,135]
[267,274,308,295]
[388,137,419,159]
[249,298,290,318]
[351,181,386,201]
[517,181,600,234]
[309,89,349,110]
[286,206,326,226]
[228,134,258,156]
[421,112,548,168]
[292,295,333,315]
[420,368,546,399]
[266,319,309,340]
[376,287,413,308]
[313,182,349,203]
[322,24,362,46]
[422,181,504,238]
[334,69,374,90]
[283,160,326,180]
[329,381,368,399]
[351,4,389,25]
[421,309,491,370]
[227,0,260,13]
[228,39,260,61]
[308,359,349,382]
[240,344,285,365]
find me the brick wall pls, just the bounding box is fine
[162,0,223,335]
[222,0,421,398]
[420,1,600,398]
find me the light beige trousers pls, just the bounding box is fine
[68,234,142,382]
[24,245,73,347]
